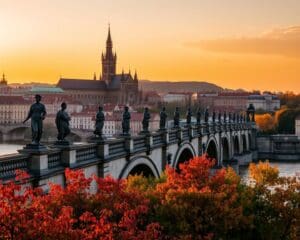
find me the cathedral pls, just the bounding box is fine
[57,26,139,105]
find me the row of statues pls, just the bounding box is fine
[24,95,72,145]
[24,95,255,146]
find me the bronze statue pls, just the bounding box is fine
[159,106,167,130]
[142,107,151,133]
[212,110,216,122]
[23,94,46,145]
[247,104,255,122]
[218,112,221,122]
[204,108,209,123]
[173,107,180,128]
[94,106,105,138]
[196,108,201,125]
[122,106,131,135]
[55,102,71,141]
[186,107,192,125]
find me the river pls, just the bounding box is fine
[0,143,300,179]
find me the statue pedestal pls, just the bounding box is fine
[88,135,106,143]
[53,140,72,147]
[18,144,50,176]
[19,143,48,154]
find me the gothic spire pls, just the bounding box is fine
[1,73,7,85]
[106,24,112,44]
[134,70,138,81]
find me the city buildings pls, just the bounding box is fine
[197,92,280,112]
[162,92,192,105]
[57,26,139,105]
[0,74,12,95]
[0,96,30,124]
[69,108,160,137]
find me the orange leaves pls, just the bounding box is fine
[0,169,161,240]
[249,161,279,185]
[0,157,299,239]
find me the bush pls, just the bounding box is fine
[0,157,299,239]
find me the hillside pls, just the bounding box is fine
[139,80,224,93]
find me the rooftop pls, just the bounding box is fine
[30,87,64,94]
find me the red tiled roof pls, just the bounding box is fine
[0,96,31,104]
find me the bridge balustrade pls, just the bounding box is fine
[133,136,147,153]
[75,144,98,163]
[0,154,29,180]
[108,139,126,158]
[182,128,189,141]
[48,151,62,169]
[152,132,164,147]
[168,129,178,143]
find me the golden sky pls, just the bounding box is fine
[1,0,300,92]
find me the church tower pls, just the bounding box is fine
[101,25,117,85]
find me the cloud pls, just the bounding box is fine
[186,26,300,58]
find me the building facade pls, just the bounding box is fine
[57,27,139,105]
[0,96,30,124]
[198,92,280,112]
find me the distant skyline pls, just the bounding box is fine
[1,0,300,92]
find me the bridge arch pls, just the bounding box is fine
[173,142,196,169]
[221,137,230,161]
[206,136,219,164]
[242,134,248,152]
[119,156,160,179]
[233,136,240,155]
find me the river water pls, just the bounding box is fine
[1,144,300,179]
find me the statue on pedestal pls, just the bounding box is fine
[196,108,201,125]
[204,108,209,123]
[229,112,232,122]
[173,107,180,128]
[55,102,71,142]
[142,107,151,133]
[186,107,192,125]
[218,112,222,122]
[122,106,131,136]
[94,106,105,138]
[23,94,47,145]
[247,104,256,122]
[212,110,216,122]
[159,107,167,130]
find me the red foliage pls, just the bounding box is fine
[0,169,161,240]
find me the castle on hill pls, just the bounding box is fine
[57,26,139,105]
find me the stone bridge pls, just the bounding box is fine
[0,121,257,190]
[0,123,92,142]
[0,123,30,142]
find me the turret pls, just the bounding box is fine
[1,73,7,85]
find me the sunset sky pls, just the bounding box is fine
[1,0,300,92]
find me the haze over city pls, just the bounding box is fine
[1,0,300,92]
